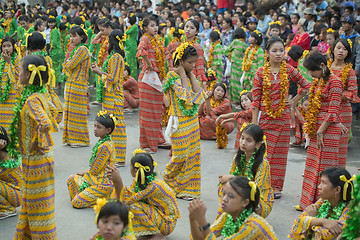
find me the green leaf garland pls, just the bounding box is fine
[89,135,111,168]
[0,157,20,169]
[134,173,156,193]
[0,53,16,103]
[96,51,115,103]
[232,150,257,180]
[221,208,253,238]
[6,85,47,161]
[316,200,346,220]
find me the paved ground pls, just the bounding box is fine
[1,93,359,239]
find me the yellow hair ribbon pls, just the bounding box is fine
[240,90,249,96]
[97,110,108,117]
[178,29,184,35]
[127,211,135,234]
[269,21,281,26]
[214,29,220,34]
[48,68,56,88]
[134,162,151,185]
[93,198,108,224]
[239,122,248,133]
[152,160,160,174]
[253,29,261,36]
[79,15,86,23]
[263,135,267,159]
[303,50,309,58]
[169,27,175,35]
[339,175,356,201]
[248,181,257,201]
[139,20,143,30]
[207,68,216,77]
[48,15,56,20]
[132,148,146,157]
[173,42,190,63]
[109,114,118,126]
[160,22,167,27]
[116,35,125,50]
[327,28,334,33]
[130,13,134,17]
[28,64,47,86]
[347,39,353,49]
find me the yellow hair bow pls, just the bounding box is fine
[248,181,257,201]
[134,162,151,185]
[269,21,281,26]
[169,27,175,35]
[214,29,220,34]
[28,64,47,86]
[0,39,2,46]
[240,90,249,96]
[49,15,56,19]
[109,113,118,126]
[253,30,262,36]
[340,174,356,201]
[132,148,146,157]
[139,20,143,30]
[97,110,108,117]
[179,29,184,35]
[130,13,134,17]
[173,42,190,63]
[263,135,267,159]
[207,68,216,77]
[347,39,353,49]
[79,15,86,23]
[239,122,249,133]
[93,198,107,214]
[48,68,56,88]
[160,23,167,27]
[327,28,334,33]
[116,35,125,50]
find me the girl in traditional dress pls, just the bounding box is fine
[184,19,207,82]
[91,30,127,166]
[216,90,253,150]
[328,38,360,168]
[67,111,115,208]
[207,30,223,81]
[167,27,183,57]
[123,64,139,110]
[12,55,58,239]
[0,126,22,220]
[252,36,310,199]
[291,96,309,147]
[162,42,206,200]
[241,30,264,91]
[0,36,20,131]
[289,167,354,239]
[3,11,17,37]
[298,51,344,210]
[225,27,247,104]
[198,83,234,141]
[189,176,277,240]
[217,124,274,218]
[325,28,339,58]
[137,16,171,153]
[106,149,180,240]
[91,199,136,240]
[124,13,138,79]
[158,23,169,48]
[62,26,91,147]
[48,15,65,89]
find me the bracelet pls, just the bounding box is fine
[199,223,210,231]
[317,132,323,136]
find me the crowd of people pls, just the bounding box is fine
[0,0,360,239]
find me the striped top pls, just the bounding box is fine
[225,39,248,64]
[103,52,125,94]
[62,45,90,84]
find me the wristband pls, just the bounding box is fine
[199,223,210,231]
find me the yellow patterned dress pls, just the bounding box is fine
[120,178,180,237]
[90,229,136,240]
[67,140,115,208]
[289,198,350,240]
[0,157,22,216]
[0,56,20,131]
[101,52,126,163]
[200,212,277,239]
[14,92,58,239]
[217,157,274,218]
[62,45,91,146]
[162,71,206,198]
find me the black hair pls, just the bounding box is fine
[270,23,281,31]
[244,12,252,18]
[1,36,15,54]
[173,44,198,67]
[158,22,167,34]
[224,17,233,29]
[314,24,327,36]
[345,5,354,13]
[288,45,304,62]
[234,124,266,180]
[124,64,131,76]
[63,5,69,11]
[130,153,155,190]
[142,15,158,29]
[250,31,263,46]
[59,22,67,31]
[167,17,176,28]
[255,9,265,16]
[265,36,284,51]
[209,30,220,42]
[129,14,136,25]
[19,15,29,22]
[228,176,260,211]
[21,55,49,86]
[185,19,200,33]
[212,82,227,98]
[203,17,212,28]
[320,167,353,202]
[303,51,330,80]
[224,8,233,17]
[41,15,49,22]
[96,200,129,227]
[239,16,247,25]
[292,13,300,21]
[108,30,125,57]
[69,26,88,43]
[26,32,46,51]
[34,20,44,31]
[0,125,9,152]
[110,22,120,30]
[331,38,352,63]
[233,27,246,39]
[240,91,253,110]
[72,16,85,26]
[326,29,339,41]
[48,16,57,24]
[94,112,116,134]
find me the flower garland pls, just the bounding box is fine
[163,73,199,116]
[97,36,109,67]
[4,18,12,34]
[262,60,288,119]
[207,40,220,69]
[7,85,47,161]
[144,33,166,80]
[304,77,326,136]
[88,134,111,168]
[212,97,227,149]
[187,37,198,45]
[327,59,352,86]
[134,173,156,193]
[221,209,253,238]
[231,150,257,180]
[242,45,259,72]
[96,51,115,103]
[125,24,134,39]
[0,53,16,103]
[170,37,181,44]
[60,30,68,52]
[316,200,346,220]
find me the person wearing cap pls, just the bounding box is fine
[315,0,328,11]
[0,126,22,220]
[210,5,217,18]
[303,7,316,37]
[341,15,360,75]
[246,16,258,44]
[289,18,310,50]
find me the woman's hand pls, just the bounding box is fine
[77,171,86,176]
[218,174,234,185]
[215,115,224,124]
[145,63,154,73]
[316,132,325,150]
[322,219,343,236]
[338,123,348,135]
[106,165,121,184]
[188,199,207,221]
[91,63,102,76]
[0,139,7,150]
[30,140,49,155]
[2,52,11,64]
[174,65,186,76]
[305,204,317,217]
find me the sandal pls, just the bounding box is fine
[114,162,125,168]
[274,192,282,199]
[179,196,194,201]
[0,210,17,220]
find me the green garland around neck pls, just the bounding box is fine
[27,50,48,57]
[0,156,20,169]
[162,72,198,117]
[316,200,346,220]
[232,150,257,180]
[7,85,47,161]
[0,53,16,103]
[89,135,111,168]
[96,51,116,103]
[134,173,156,193]
[70,43,85,59]
[222,209,253,238]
